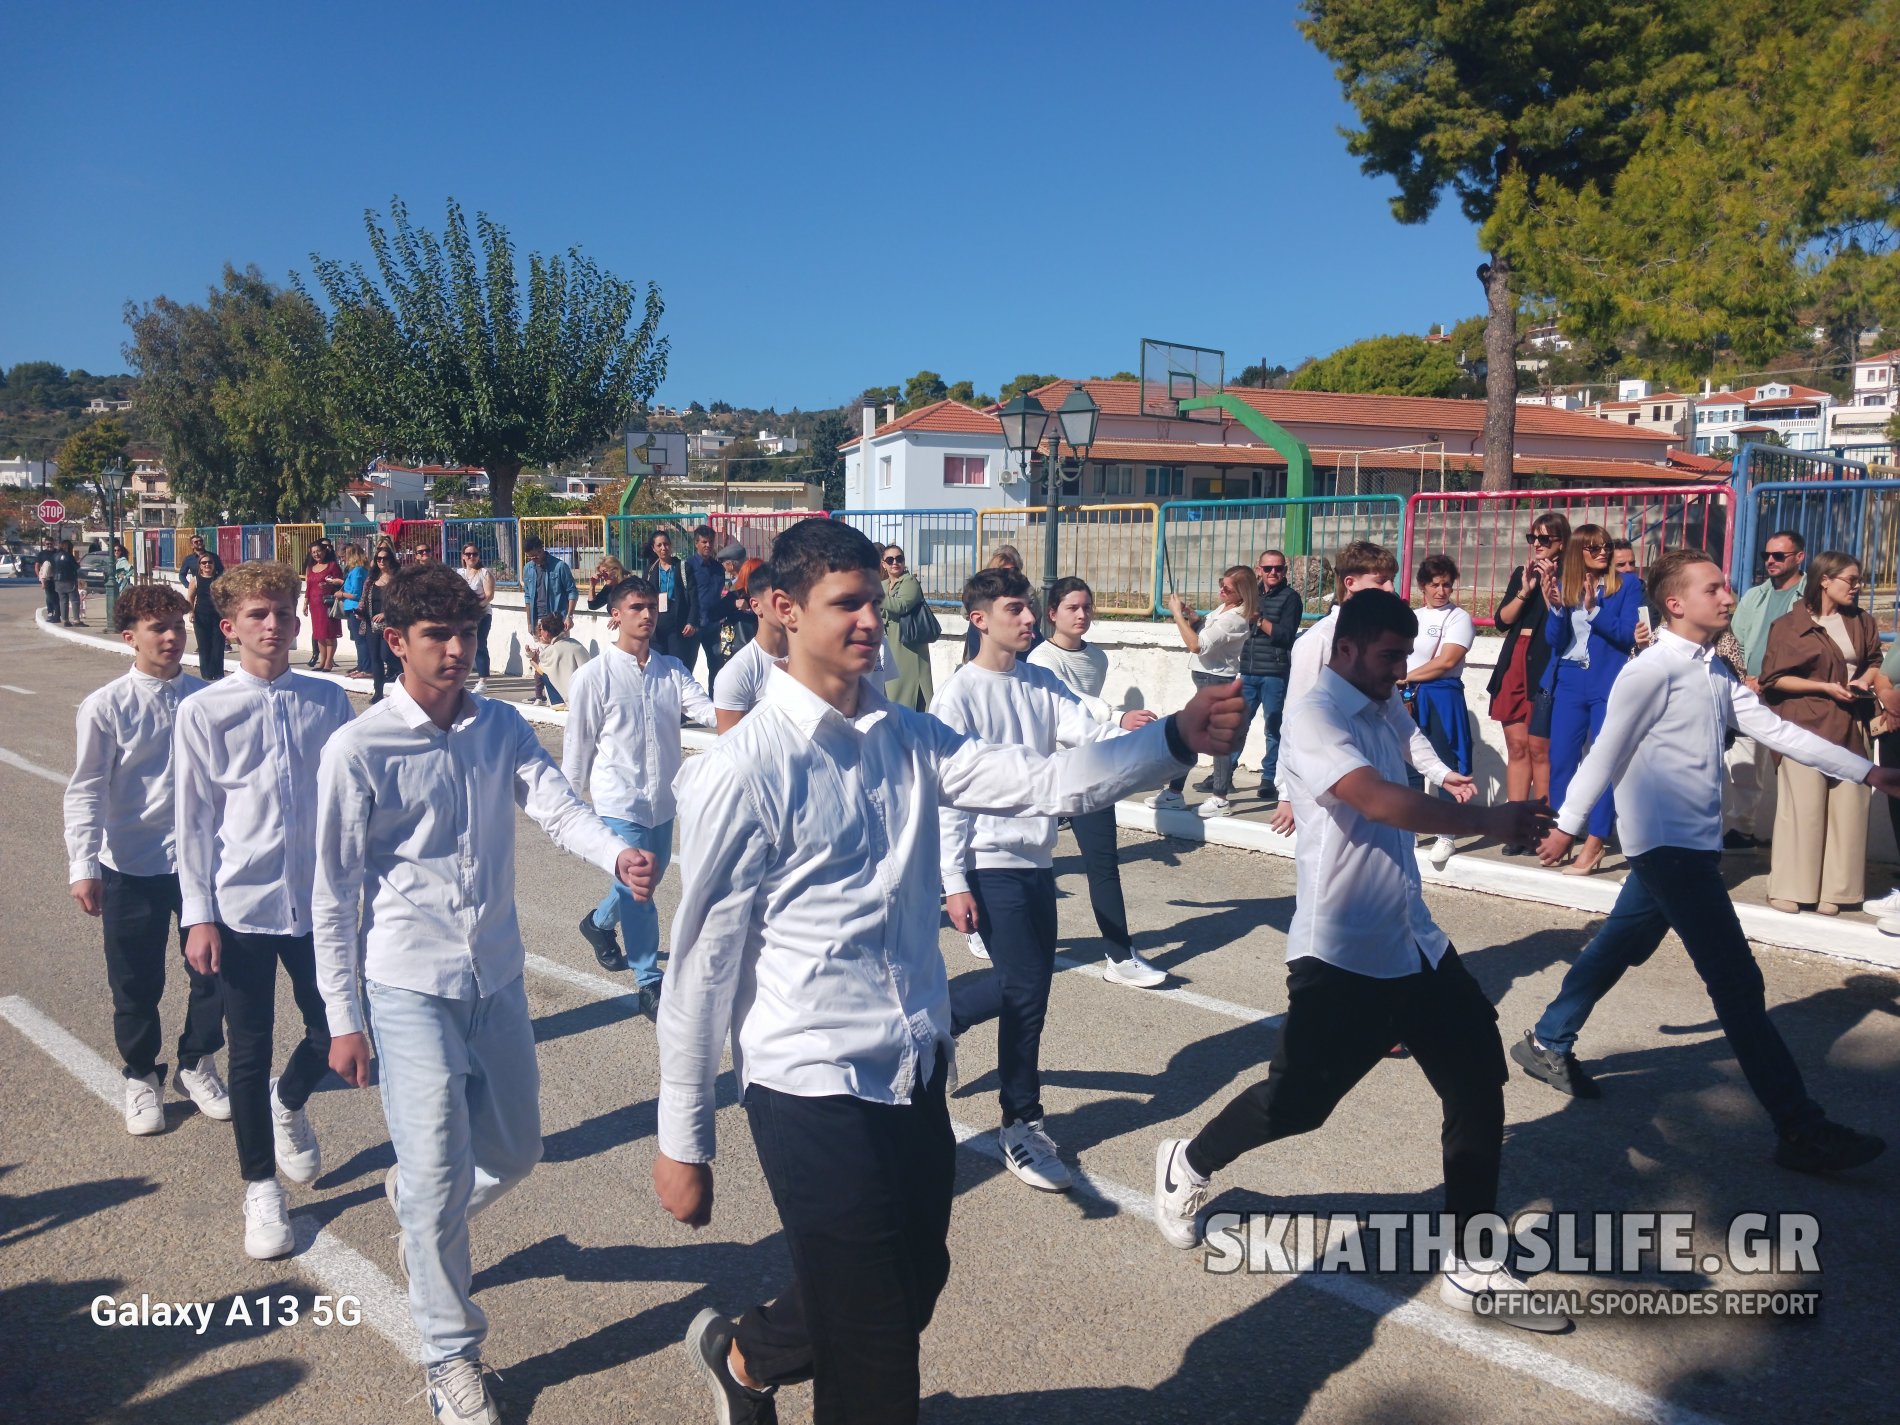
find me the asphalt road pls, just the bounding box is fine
[1,584,1894,1425]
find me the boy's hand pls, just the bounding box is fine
[1119,709,1157,730]
[1176,678,1245,756]
[185,923,221,975]
[617,848,657,901]
[1487,799,1554,850]
[329,1032,372,1088]
[1867,766,1900,800]
[71,879,103,916]
[1536,824,1575,865]
[1269,801,1296,837]
[654,1152,714,1227]
[945,892,979,933]
[1439,772,1477,804]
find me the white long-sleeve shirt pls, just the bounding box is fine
[656,666,1191,1164]
[173,667,354,934]
[932,659,1119,893]
[560,642,716,827]
[64,666,207,882]
[1557,627,1874,857]
[1281,668,1454,977]
[313,685,628,1036]
[1280,603,1444,801]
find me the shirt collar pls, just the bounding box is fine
[606,640,653,671]
[1317,664,1377,720]
[387,678,477,732]
[231,664,300,692]
[1657,627,1713,661]
[127,665,184,692]
[764,663,892,738]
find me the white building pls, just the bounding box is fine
[1691,382,1832,454]
[1826,349,1897,453]
[1586,382,1694,435]
[689,430,737,458]
[0,456,57,489]
[754,430,801,456]
[86,397,133,414]
[841,400,1016,512]
[659,479,823,513]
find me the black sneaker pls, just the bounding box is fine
[1193,776,1215,793]
[637,983,662,1019]
[1774,1119,1886,1174]
[1722,829,1764,851]
[1510,1031,1601,1099]
[578,912,628,972]
[683,1307,777,1425]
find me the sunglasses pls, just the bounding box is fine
[1581,542,1608,554]
[1526,533,1556,546]
[1260,563,1287,573]
[882,556,904,565]
[463,549,480,557]
[1763,550,1796,562]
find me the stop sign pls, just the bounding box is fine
[36,498,66,525]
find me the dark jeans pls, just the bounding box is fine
[348,614,374,675]
[1532,846,1820,1132]
[218,927,331,1182]
[1187,947,1506,1234]
[698,626,727,688]
[656,620,697,674]
[193,607,225,680]
[735,1061,954,1425]
[1881,734,1900,871]
[43,581,59,618]
[473,612,493,679]
[1239,672,1289,788]
[1068,809,1131,958]
[1170,670,1235,795]
[361,619,396,699]
[101,868,223,1080]
[948,867,1057,1126]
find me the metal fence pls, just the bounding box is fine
[976,505,1161,616]
[239,524,274,562]
[324,521,380,558]
[830,509,980,608]
[1404,487,1734,625]
[381,518,444,564]
[707,511,827,560]
[1743,479,1900,618]
[604,514,710,573]
[519,515,609,582]
[446,517,523,587]
[212,526,241,565]
[275,523,325,571]
[1158,496,1405,617]
[1732,443,1872,579]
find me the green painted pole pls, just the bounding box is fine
[1179,393,1314,556]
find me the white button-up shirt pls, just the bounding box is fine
[560,641,716,827]
[1559,627,1874,857]
[657,666,1190,1164]
[1281,667,1453,977]
[174,667,354,934]
[312,685,628,1036]
[65,666,207,882]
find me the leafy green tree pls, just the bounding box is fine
[304,197,669,518]
[999,373,1061,402]
[1299,0,1711,487]
[1233,363,1290,389]
[859,384,900,409]
[54,416,132,497]
[902,370,948,411]
[804,408,853,510]
[1288,333,1479,398]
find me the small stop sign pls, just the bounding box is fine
[36,498,66,525]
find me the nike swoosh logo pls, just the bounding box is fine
[1164,1148,1179,1193]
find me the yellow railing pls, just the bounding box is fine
[275,523,325,571]
[518,515,610,581]
[975,504,1161,615]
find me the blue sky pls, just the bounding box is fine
[4,1,1490,411]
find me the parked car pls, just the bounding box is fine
[0,552,21,578]
[81,552,113,589]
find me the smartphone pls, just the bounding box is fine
[1636,606,1652,635]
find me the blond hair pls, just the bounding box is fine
[1560,525,1622,607]
[211,560,300,618]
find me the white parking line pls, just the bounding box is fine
[517,955,1723,1425]
[1053,953,1283,1026]
[0,994,420,1363]
[0,683,37,695]
[0,746,68,786]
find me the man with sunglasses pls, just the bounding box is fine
[1725,531,1807,849]
[1230,550,1303,804]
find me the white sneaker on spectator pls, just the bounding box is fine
[998,1120,1072,1192]
[177,1058,232,1120]
[243,1178,294,1260]
[1198,796,1233,819]
[473,678,487,694]
[1104,951,1166,988]
[123,1072,165,1136]
[1439,1259,1571,1332]
[270,1076,320,1184]
[1865,888,1900,917]
[425,1358,501,1425]
[966,931,990,960]
[1152,1138,1207,1248]
[1144,789,1187,811]
[1430,835,1457,869]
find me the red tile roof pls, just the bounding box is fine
[1065,440,1715,484]
[1589,391,1690,411]
[838,399,998,449]
[1695,383,1829,406]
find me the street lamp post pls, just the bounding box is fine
[99,464,126,628]
[996,386,1098,616]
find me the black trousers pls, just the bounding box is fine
[1067,809,1131,958]
[736,1061,954,1425]
[101,868,223,1080]
[43,581,59,618]
[655,618,697,674]
[1187,947,1507,1235]
[1881,733,1900,872]
[948,867,1058,1126]
[193,607,225,680]
[217,927,331,1182]
[698,626,727,687]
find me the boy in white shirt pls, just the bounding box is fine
[1521,550,1897,1175]
[316,564,647,1425]
[1401,554,1478,869]
[173,561,355,1261]
[713,560,788,731]
[563,575,716,1005]
[650,518,1242,1425]
[1027,576,1165,989]
[936,568,1157,1191]
[64,583,228,1135]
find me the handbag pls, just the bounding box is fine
[898,598,942,646]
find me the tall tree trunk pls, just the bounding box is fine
[489,460,522,519]
[1480,253,1518,492]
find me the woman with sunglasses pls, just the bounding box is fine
[1486,513,1570,829]
[879,545,935,710]
[1540,523,1644,874]
[458,542,498,691]
[1760,552,1881,915]
[359,547,401,702]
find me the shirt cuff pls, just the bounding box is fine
[943,871,971,896]
[69,858,101,884]
[1556,807,1590,838]
[1163,714,1194,766]
[325,998,366,1037]
[658,1090,716,1165]
[181,895,217,929]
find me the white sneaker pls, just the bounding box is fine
[1198,796,1233,819]
[270,1077,320,1184]
[1104,951,1166,988]
[1439,1259,1571,1333]
[998,1119,1072,1192]
[966,931,990,960]
[385,1165,408,1280]
[177,1058,232,1120]
[1430,835,1456,869]
[425,1358,500,1425]
[472,678,487,694]
[243,1178,294,1260]
[1865,888,1900,916]
[123,1072,165,1136]
[1153,1138,1207,1249]
[1144,789,1187,811]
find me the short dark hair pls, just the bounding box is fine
[608,574,658,608]
[1334,588,1417,646]
[1766,529,1806,554]
[1048,575,1093,608]
[385,563,484,631]
[1333,540,1398,594]
[693,525,717,543]
[1415,554,1459,588]
[114,582,190,633]
[769,517,879,603]
[963,566,1032,614]
[1645,548,1718,612]
[745,559,775,595]
[536,614,567,638]
[521,534,545,554]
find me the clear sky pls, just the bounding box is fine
[3,0,1491,412]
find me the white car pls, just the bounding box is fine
[0,552,22,577]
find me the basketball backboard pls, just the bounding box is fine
[625,428,688,478]
[1139,339,1225,422]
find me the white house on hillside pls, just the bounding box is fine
[1692,382,1832,454]
[1826,349,1897,453]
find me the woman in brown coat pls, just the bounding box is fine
[1759,550,1882,914]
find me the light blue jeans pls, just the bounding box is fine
[592,817,673,987]
[367,976,543,1366]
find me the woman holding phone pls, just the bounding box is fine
[1486,513,1569,824]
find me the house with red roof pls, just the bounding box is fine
[1690,381,1832,455]
[1827,349,1898,454]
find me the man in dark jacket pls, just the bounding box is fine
[686,525,729,685]
[1233,549,1303,802]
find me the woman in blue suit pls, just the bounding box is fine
[1540,523,1644,874]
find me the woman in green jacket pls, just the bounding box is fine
[879,544,935,710]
